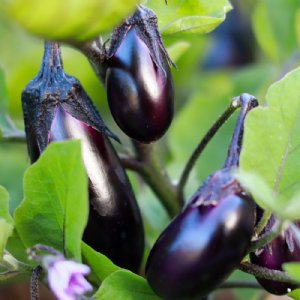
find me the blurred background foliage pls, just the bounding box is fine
[0,0,300,299]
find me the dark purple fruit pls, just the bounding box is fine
[22,42,144,272]
[250,217,300,295]
[146,169,255,299]
[146,94,258,299]
[105,5,174,143]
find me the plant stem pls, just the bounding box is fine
[239,262,297,284]
[1,130,26,143]
[72,39,107,83]
[220,280,261,289]
[131,141,181,217]
[224,93,258,168]
[30,266,42,300]
[178,99,239,195]
[249,219,281,253]
[254,210,272,238]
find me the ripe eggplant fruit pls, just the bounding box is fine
[22,42,144,272]
[105,5,174,143]
[250,217,300,295]
[146,94,258,299]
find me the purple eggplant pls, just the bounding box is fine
[250,217,300,295]
[105,5,174,143]
[22,42,144,272]
[146,94,258,299]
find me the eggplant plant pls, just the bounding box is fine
[1,1,300,300]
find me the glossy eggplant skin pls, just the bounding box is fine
[105,8,174,143]
[22,42,144,272]
[49,105,144,271]
[250,218,300,295]
[146,169,255,299]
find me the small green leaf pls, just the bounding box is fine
[94,270,160,300]
[284,263,300,282]
[14,140,88,260]
[240,67,300,219]
[252,0,299,63]
[1,0,139,42]
[147,0,232,35]
[0,186,13,259]
[81,242,120,285]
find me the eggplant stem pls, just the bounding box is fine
[224,93,258,168]
[239,261,298,284]
[177,98,239,196]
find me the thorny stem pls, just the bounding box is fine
[30,266,43,300]
[178,99,239,196]
[239,262,298,285]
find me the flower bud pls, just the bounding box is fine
[105,5,174,143]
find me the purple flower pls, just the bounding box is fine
[47,259,93,300]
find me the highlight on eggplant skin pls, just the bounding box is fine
[105,5,174,143]
[21,42,145,272]
[145,168,256,300]
[250,217,300,295]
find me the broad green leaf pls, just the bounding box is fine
[167,41,190,63]
[94,270,160,300]
[252,0,299,64]
[147,0,232,35]
[1,0,139,42]
[289,289,300,300]
[0,186,13,259]
[81,242,120,285]
[240,67,300,219]
[14,141,88,260]
[0,68,15,132]
[284,263,300,282]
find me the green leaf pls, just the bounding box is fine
[252,0,299,63]
[147,0,232,35]
[289,289,300,300]
[1,0,139,42]
[94,270,160,300]
[0,68,15,132]
[240,67,300,219]
[81,242,120,285]
[0,186,13,259]
[167,41,190,63]
[14,141,88,260]
[283,263,300,282]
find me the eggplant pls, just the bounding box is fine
[250,217,300,295]
[145,94,258,299]
[105,5,174,143]
[22,41,144,272]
